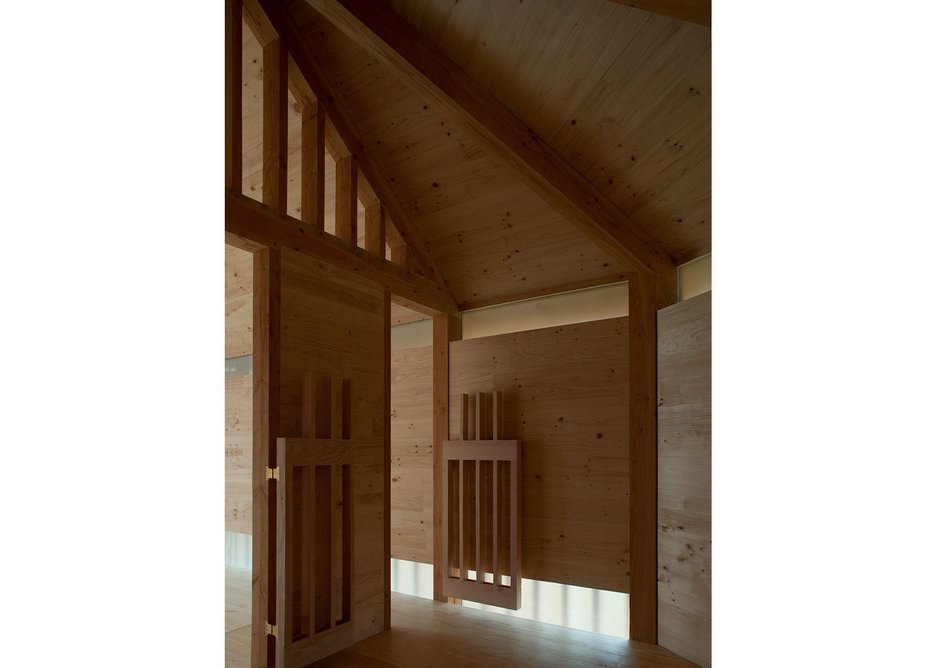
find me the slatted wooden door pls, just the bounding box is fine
[441,391,522,609]
[274,372,355,667]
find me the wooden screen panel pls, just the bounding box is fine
[265,245,387,667]
[277,437,354,666]
[657,292,711,667]
[441,392,521,609]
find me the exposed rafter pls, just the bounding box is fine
[307,0,678,304]
[250,0,452,299]
[226,190,459,317]
[609,0,710,27]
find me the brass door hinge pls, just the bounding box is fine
[265,622,278,638]
[265,466,279,481]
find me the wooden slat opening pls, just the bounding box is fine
[335,155,358,245]
[225,0,242,194]
[315,373,331,439]
[262,37,288,214]
[290,465,313,641]
[445,460,460,578]
[314,464,332,633]
[341,378,351,440]
[301,101,325,230]
[390,244,409,271]
[331,464,343,628]
[340,463,352,624]
[330,375,342,443]
[364,203,386,259]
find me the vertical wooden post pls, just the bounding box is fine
[263,38,288,214]
[301,101,325,230]
[252,247,280,668]
[254,31,288,668]
[390,244,409,270]
[225,0,242,194]
[628,271,658,643]
[460,394,469,441]
[365,203,386,259]
[336,155,358,244]
[433,313,461,601]
[383,290,391,628]
[302,371,314,439]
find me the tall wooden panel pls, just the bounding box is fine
[658,291,711,667]
[390,346,434,564]
[276,248,388,659]
[448,318,629,592]
[227,243,254,536]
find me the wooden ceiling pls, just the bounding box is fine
[241,0,710,309]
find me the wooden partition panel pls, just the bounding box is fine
[657,291,711,667]
[448,318,629,592]
[390,346,434,564]
[256,247,387,666]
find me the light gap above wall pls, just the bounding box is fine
[390,255,711,350]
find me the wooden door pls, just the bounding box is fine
[254,248,389,668]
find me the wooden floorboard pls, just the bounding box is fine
[226,566,697,667]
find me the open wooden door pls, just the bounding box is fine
[250,247,389,668]
[274,372,355,667]
[440,391,522,609]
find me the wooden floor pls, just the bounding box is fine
[225,566,698,667]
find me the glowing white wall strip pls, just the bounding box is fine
[225,532,252,569]
[389,558,628,639]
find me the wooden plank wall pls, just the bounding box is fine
[389,346,434,563]
[226,244,254,535]
[448,318,630,592]
[657,291,711,667]
[278,247,389,640]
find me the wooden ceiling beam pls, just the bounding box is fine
[608,0,710,27]
[255,0,451,293]
[226,190,459,317]
[308,0,678,304]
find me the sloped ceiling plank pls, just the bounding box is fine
[289,3,625,308]
[608,0,710,27]
[387,0,711,265]
[253,0,453,296]
[308,0,678,302]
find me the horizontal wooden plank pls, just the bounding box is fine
[225,190,458,316]
[441,578,519,610]
[442,441,518,462]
